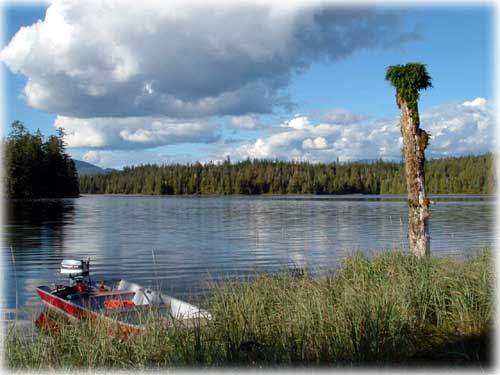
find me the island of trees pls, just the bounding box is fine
[4,121,79,198]
[79,153,494,195]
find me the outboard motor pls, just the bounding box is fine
[60,258,91,289]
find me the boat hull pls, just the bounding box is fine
[36,287,86,320]
[36,286,143,334]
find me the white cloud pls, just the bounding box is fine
[233,113,399,162]
[1,0,416,119]
[420,98,493,158]
[81,150,101,165]
[231,98,495,162]
[462,97,486,108]
[230,115,258,129]
[303,137,328,150]
[320,108,363,125]
[82,150,155,169]
[281,115,311,130]
[82,149,195,169]
[55,116,219,149]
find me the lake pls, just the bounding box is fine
[2,194,495,313]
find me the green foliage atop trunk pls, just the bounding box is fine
[385,63,432,113]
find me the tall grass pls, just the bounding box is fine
[5,249,493,369]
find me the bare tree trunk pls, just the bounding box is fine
[397,94,430,257]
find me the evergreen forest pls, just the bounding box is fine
[4,121,80,198]
[79,153,494,195]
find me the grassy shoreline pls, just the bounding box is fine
[5,249,493,369]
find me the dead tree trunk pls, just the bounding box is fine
[397,93,430,257]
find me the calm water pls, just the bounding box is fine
[2,194,495,312]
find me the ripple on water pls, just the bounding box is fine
[3,194,494,310]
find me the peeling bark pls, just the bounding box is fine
[397,93,430,257]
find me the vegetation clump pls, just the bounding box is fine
[5,250,493,369]
[385,63,433,114]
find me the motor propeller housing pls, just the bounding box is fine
[60,258,91,286]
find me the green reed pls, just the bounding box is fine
[5,249,493,369]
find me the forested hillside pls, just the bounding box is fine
[79,153,494,195]
[74,159,114,176]
[4,121,80,198]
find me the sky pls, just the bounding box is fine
[1,1,496,169]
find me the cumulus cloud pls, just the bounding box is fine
[55,116,219,149]
[420,97,493,158]
[231,98,495,162]
[1,0,416,119]
[232,114,400,162]
[303,137,328,150]
[280,116,312,130]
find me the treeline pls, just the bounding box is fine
[79,153,494,195]
[4,121,79,198]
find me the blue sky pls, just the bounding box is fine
[290,7,493,117]
[4,6,56,134]
[1,2,495,168]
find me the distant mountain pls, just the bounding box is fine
[74,159,114,176]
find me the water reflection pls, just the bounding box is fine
[6,199,75,251]
[35,308,60,335]
[3,199,76,309]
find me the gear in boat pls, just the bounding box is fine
[35,258,211,332]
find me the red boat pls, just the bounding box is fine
[36,259,211,333]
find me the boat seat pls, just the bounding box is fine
[132,288,164,305]
[132,289,147,305]
[100,303,171,315]
[93,290,136,297]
